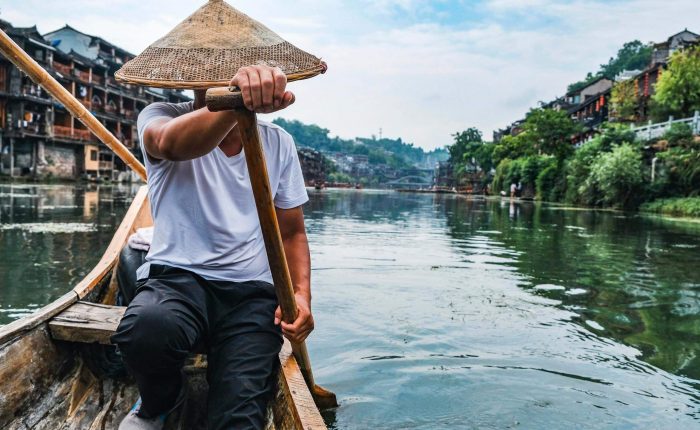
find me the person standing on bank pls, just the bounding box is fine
[110,1,328,429]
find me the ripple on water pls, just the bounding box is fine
[0,223,96,233]
[534,284,566,291]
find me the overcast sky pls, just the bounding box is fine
[2,0,698,150]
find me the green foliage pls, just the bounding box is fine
[664,122,694,146]
[640,197,700,217]
[536,159,563,201]
[446,127,498,182]
[447,127,482,163]
[274,118,332,149]
[600,40,653,79]
[654,123,700,197]
[522,108,580,161]
[653,45,700,118]
[568,72,600,94]
[565,138,606,205]
[492,159,511,193]
[611,79,640,121]
[567,41,651,94]
[272,118,445,173]
[327,172,354,183]
[492,134,535,164]
[586,144,644,208]
[492,155,554,194]
[469,142,496,173]
[563,125,641,205]
[598,123,639,151]
[657,145,700,197]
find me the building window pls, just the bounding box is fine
[90,150,97,161]
[35,50,44,61]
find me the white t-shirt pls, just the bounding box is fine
[135,101,308,283]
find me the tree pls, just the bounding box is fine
[587,144,644,208]
[610,79,640,122]
[653,45,700,118]
[492,134,535,165]
[656,123,700,196]
[522,108,580,162]
[470,142,496,173]
[600,40,652,79]
[447,127,482,164]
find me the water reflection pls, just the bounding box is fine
[0,183,139,323]
[441,198,700,381]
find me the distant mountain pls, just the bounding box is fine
[273,118,448,168]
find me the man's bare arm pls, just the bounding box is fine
[274,206,314,343]
[143,110,238,161]
[142,66,295,162]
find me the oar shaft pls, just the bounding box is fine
[0,29,147,181]
[234,109,316,388]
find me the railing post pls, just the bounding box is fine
[648,120,652,140]
[694,110,699,135]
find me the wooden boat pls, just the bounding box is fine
[0,186,326,430]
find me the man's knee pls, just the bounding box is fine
[112,303,188,369]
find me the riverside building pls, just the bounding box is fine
[0,21,190,180]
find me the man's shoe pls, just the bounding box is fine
[118,398,167,430]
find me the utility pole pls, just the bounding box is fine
[379,127,383,140]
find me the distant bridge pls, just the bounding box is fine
[386,175,433,189]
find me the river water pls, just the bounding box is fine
[1,184,699,429]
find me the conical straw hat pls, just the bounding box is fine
[115,0,326,89]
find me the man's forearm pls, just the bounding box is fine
[152,108,238,161]
[282,231,311,303]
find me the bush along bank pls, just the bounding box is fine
[640,197,700,218]
[447,111,700,213]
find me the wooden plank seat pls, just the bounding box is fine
[49,301,126,345]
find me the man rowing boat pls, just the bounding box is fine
[110,1,327,428]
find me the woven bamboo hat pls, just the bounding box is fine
[115,0,326,89]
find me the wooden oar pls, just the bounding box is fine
[207,87,338,409]
[0,30,147,181]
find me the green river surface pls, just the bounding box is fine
[1,184,699,429]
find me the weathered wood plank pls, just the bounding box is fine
[0,326,75,427]
[49,302,126,345]
[0,291,78,345]
[276,341,327,429]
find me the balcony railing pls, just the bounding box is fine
[52,62,72,75]
[92,75,105,85]
[73,69,91,82]
[53,125,93,141]
[104,105,119,114]
[74,129,93,141]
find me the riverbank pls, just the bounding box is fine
[640,197,700,218]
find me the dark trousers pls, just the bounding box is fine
[111,264,282,430]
